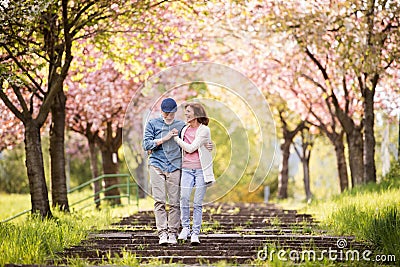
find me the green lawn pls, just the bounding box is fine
[0,190,153,265]
[296,164,400,264]
[0,193,31,221]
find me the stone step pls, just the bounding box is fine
[56,255,253,264]
[54,203,370,265]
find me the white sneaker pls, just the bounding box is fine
[159,232,168,245]
[178,228,190,241]
[168,232,177,245]
[190,233,200,245]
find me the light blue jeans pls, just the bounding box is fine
[180,168,207,235]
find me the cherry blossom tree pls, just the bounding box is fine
[205,0,399,193]
[268,0,400,185]
[0,89,25,152]
[0,0,165,217]
[198,1,350,195]
[66,2,208,205]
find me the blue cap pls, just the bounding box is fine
[161,98,177,113]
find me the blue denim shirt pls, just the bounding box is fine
[142,116,186,173]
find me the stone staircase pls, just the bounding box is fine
[54,203,371,265]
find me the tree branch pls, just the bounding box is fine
[300,74,327,93]
[304,47,329,80]
[10,83,29,115]
[1,44,43,92]
[0,88,25,122]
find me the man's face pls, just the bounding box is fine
[161,111,175,121]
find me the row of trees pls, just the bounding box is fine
[0,0,207,217]
[1,0,399,217]
[202,0,399,199]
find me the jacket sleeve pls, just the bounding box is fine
[174,126,209,153]
[142,121,158,151]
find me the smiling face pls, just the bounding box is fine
[184,106,196,123]
[161,111,175,124]
[183,102,209,126]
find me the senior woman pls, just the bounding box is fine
[170,102,215,245]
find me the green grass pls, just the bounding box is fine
[298,163,400,264]
[0,193,31,221]
[0,208,111,265]
[0,191,153,266]
[0,188,145,222]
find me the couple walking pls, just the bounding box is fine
[142,98,215,245]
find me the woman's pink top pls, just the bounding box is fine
[181,126,202,169]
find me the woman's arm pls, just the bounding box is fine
[173,127,210,153]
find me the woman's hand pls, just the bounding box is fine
[162,129,178,142]
[205,141,214,151]
[162,132,174,142]
[171,128,179,135]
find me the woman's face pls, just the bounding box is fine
[184,106,196,123]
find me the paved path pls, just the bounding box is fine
[55,203,370,265]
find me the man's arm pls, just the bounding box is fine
[142,121,158,151]
[143,121,176,151]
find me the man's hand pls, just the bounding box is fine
[155,129,178,146]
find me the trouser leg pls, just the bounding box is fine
[149,166,167,236]
[166,169,181,234]
[192,169,206,235]
[180,169,194,229]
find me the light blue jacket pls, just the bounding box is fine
[142,116,186,172]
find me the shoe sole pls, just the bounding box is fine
[190,241,200,246]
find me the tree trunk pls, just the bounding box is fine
[25,120,53,218]
[101,147,121,205]
[277,140,291,199]
[398,115,400,164]
[346,128,364,187]
[363,87,376,183]
[135,155,147,198]
[88,137,101,208]
[301,137,313,202]
[302,156,312,202]
[333,137,349,192]
[49,90,69,212]
[293,128,314,202]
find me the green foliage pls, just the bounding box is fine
[305,162,400,263]
[0,140,94,193]
[0,194,153,265]
[0,144,29,194]
[68,154,92,188]
[367,206,399,259]
[380,161,400,188]
[189,81,208,95]
[0,209,113,265]
[105,249,140,266]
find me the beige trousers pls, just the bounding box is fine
[149,166,181,236]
